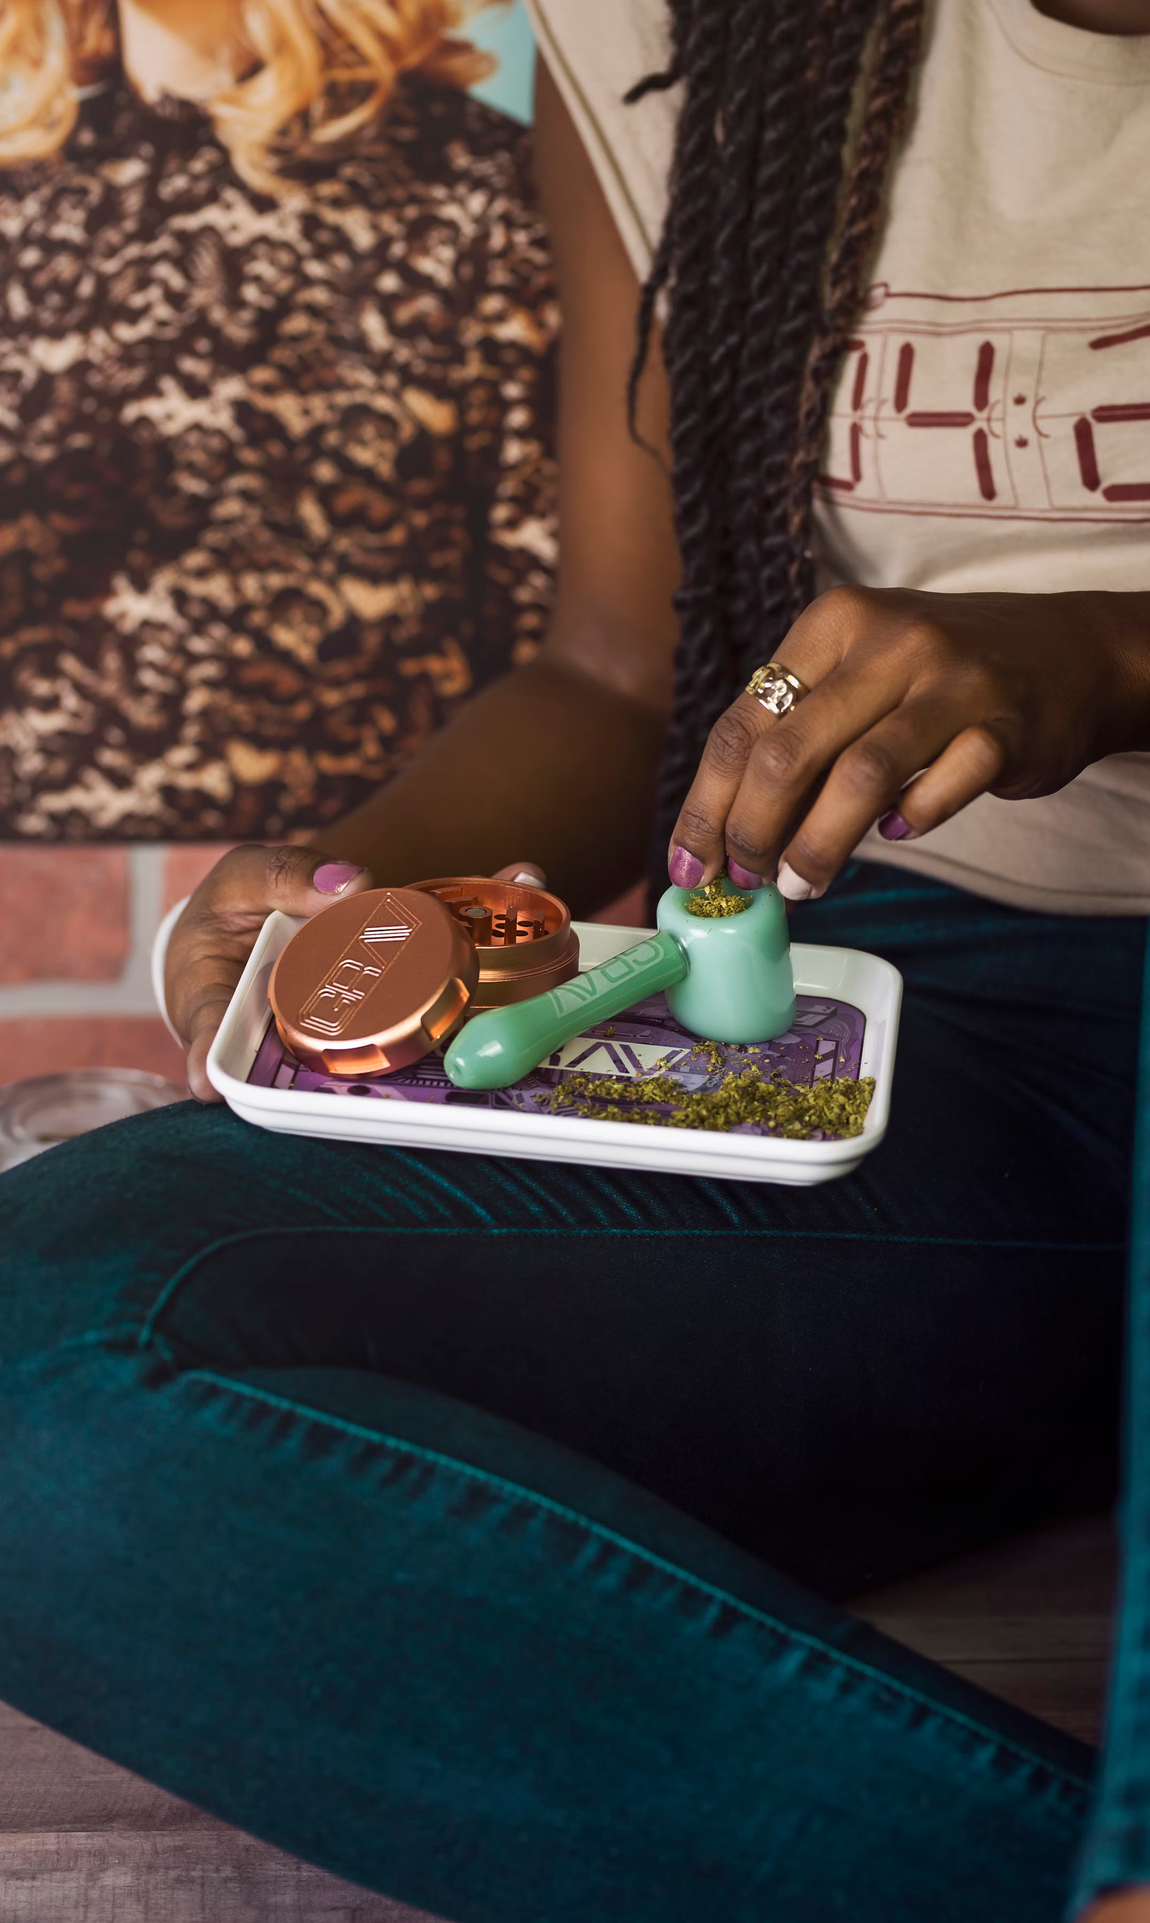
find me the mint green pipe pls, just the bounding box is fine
[444,881,795,1093]
[444,932,687,1091]
[659,882,794,1043]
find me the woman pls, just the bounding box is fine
[0,0,556,841]
[2,1,1149,1919]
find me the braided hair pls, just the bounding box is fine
[630,0,926,890]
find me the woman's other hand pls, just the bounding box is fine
[668,586,1150,899]
[165,846,374,1102]
[165,850,548,1103]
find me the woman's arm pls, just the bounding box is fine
[165,59,684,1097]
[668,584,1150,902]
[316,57,681,915]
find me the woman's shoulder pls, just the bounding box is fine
[524,0,678,282]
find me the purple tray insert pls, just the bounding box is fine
[248,992,867,1139]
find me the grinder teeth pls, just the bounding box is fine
[491,910,548,945]
[445,895,548,946]
[456,903,494,944]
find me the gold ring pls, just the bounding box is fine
[745,661,811,718]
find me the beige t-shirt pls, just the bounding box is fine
[527,0,1150,915]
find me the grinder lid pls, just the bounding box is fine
[269,886,479,1078]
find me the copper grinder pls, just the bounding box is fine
[408,877,579,1010]
[268,877,579,1079]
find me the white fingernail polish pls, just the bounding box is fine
[776,863,824,903]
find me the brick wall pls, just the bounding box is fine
[0,845,228,1088]
[0,849,646,1093]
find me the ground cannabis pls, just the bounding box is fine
[546,1055,874,1140]
[557,868,868,1139]
[684,870,751,917]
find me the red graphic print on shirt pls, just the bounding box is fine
[819,283,1150,523]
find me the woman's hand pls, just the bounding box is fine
[166,846,547,1103]
[165,846,374,1103]
[668,586,1150,900]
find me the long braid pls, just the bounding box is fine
[724,0,811,656]
[783,0,927,608]
[752,0,878,662]
[628,1,732,862]
[653,8,731,669]
[630,0,926,898]
[711,0,838,657]
[647,0,814,870]
[701,0,777,625]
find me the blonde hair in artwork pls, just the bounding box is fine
[0,0,495,189]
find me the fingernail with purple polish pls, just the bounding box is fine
[877,810,917,843]
[726,861,762,890]
[313,861,365,895]
[669,845,704,889]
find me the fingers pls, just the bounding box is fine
[667,586,899,888]
[762,696,970,896]
[167,844,373,1102]
[198,844,371,923]
[875,725,1007,844]
[668,580,1029,903]
[675,646,908,890]
[729,655,919,875]
[171,850,547,1106]
[776,719,1006,900]
[184,980,247,1105]
[669,696,776,888]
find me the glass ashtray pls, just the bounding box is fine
[0,1068,185,1173]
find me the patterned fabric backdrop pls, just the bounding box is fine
[0,77,558,842]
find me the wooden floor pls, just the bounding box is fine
[0,1513,1117,1922]
[852,1510,1118,1749]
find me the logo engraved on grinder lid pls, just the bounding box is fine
[269,887,477,1077]
[298,898,420,1037]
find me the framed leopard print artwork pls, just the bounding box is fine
[0,78,558,842]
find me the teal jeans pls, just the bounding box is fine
[0,862,1146,1922]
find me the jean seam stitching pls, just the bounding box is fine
[181,1363,1093,1799]
[14,1323,147,1363]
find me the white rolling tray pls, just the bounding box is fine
[209,915,902,1187]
